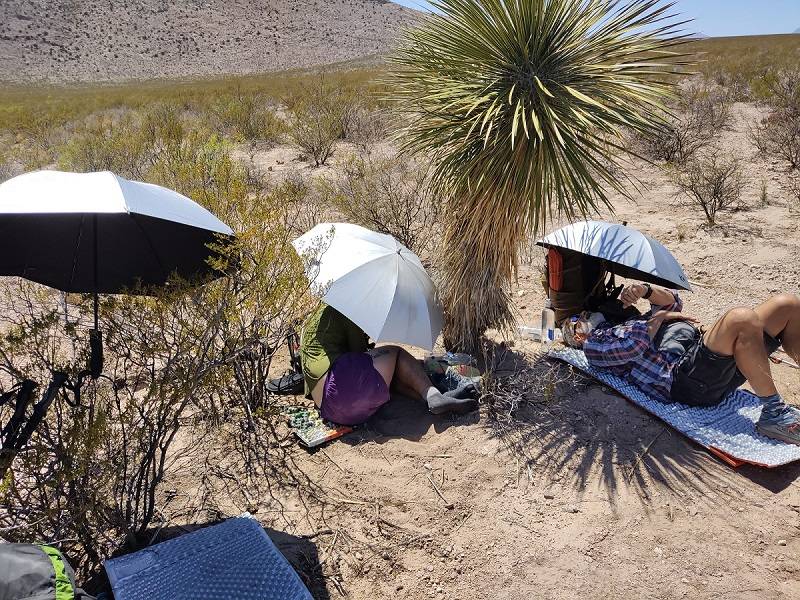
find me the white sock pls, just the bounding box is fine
[425,386,441,400]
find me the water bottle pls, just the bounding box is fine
[541,299,556,345]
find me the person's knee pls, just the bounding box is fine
[771,293,800,313]
[725,307,763,335]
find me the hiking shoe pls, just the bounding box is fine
[756,405,800,446]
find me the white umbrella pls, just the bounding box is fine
[537,220,692,291]
[293,223,443,350]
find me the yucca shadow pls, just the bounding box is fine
[483,343,800,510]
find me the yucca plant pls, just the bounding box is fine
[390,0,690,351]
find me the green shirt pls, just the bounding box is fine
[301,304,369,398]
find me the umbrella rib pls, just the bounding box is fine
[130,213,169,287]
[67,214,86,291]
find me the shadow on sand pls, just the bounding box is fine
[482,343,800,509]
[342,393,480,445]
[86,521,330,600]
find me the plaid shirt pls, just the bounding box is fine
[583,293,684,403]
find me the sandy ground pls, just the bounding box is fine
[191,102,800,600]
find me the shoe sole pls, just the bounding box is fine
[756,424,800,446]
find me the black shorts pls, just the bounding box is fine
[670,331,782,407]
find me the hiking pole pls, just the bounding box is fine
[0,380,37,480]
[0,373,67,480]
[770,353,800,370]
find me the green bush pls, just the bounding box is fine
[0,110,314,579]
[287,100,341,167]
[322,154,441,261]
[209,93,286,146]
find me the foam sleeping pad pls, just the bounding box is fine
[549,347,800,468]
[104,516,313,600]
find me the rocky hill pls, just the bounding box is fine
[0,0,418,83]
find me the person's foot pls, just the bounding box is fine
[756,404,800,446]
[444,382,480,400]
[427,392,479,415]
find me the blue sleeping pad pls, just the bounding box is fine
[104,516,314,600]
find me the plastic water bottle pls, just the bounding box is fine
[541,299,556,345]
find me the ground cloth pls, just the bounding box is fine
[104,516,313,600]
[549,347,800,468]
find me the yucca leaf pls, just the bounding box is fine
[389,0,691,350]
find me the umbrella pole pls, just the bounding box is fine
[89,216,103,379]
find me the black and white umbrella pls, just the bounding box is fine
[0,170,234,377]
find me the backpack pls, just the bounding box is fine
[544,248,641,326]
[0,543,95,600]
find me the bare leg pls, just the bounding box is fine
[753,293,800,364]
[703,307,777,397]
[368,346,400,388]
[369,346,478,415]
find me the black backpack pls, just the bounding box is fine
[0,543,95,600]
[544,247,641,326]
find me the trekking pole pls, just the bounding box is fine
[0,373,67,480]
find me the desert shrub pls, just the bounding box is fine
[750,110,800,169]
[672,151,744,226]
[630,83,730,164]
[346,106,392,152]
[0,151,11,183]
[321,154,441,260]
[209,93,286,146]
[0,128,314,580]
[788,176,800,215]
[287,100,341,167]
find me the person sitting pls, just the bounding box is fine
[300,303,479,426]
[562,284,800,445]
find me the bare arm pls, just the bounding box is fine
[620,283,681,310]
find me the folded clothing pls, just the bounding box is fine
[549,347,800,468]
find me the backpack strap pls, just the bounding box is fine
[40,545,75,600]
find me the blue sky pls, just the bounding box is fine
[392,1,800,38]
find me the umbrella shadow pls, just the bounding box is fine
[483,345,799,511]
[85,521,330,600]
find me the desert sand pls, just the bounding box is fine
[190,101,800,600]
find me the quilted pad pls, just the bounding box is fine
[549,347,800,468]
[104,516,313,600]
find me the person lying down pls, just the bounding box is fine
[301,303,479,426]
[562,283,800,446]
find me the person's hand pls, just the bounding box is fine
[621,284,647,308]
[647,310,699,339]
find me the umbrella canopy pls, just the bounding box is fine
[293,223,443,350]
[0,170,234,294]
[537,220,692,291]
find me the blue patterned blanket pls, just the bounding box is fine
[549,347,800,468]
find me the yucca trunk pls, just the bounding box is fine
[391,0,690,352]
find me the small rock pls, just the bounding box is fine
[355,552,363,561]
[563,505,580,514]
[654,547,663,557]
[681,578,689,584]
[544,492,556,500]
[424,462,433,470]
[517,290,525,297]
[396,585,404,591]
[778,539,788,546]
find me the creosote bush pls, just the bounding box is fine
[321,153,442,261]
[673,151,744,226]
[0,113,314,581]
[631,82,730,164]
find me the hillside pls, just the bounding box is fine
[0,0,417,83]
